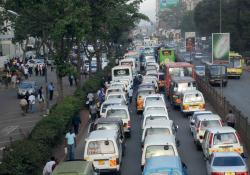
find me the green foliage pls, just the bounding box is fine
[194,0,250,51]
[180,11,196,32]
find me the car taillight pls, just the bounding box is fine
[211,173,224,175]
[209,133,214,148]
[199,103,205,109]
[236,172,249,175]
[128,120,131,127]
[183,105,189,110]
[116,158,119,164]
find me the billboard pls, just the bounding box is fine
[185,32,196,52]
[212,33,230,63]
[160,0,179,11]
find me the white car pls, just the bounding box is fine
[100,98,126,117]
[190,111,213,135]
[142,113,169,130]
[26,59,45,68]
[143,94,166,110]
[206,152,249,175]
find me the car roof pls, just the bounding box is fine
[138,87,155,92]
[103,98,124,104]
[144,156,182,173]
[206,126,236,133]
[194,110,212,115]
[112,65,131,69]
[145,94,164,98]
[183,89,202,95]
[87,129,118,140]
[145,119,173,128]
[197,114,221,121]
[106,105,128,110]
[172,76,195,83]
[107,92,126,96]
[145,100,165,107]
[107,86,123,90]
[144,134,176,146]
[52,161,93,174]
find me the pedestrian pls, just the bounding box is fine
[225,110,236,128]
[11,74,17,88]
[25,91,29,113]
[20,98,28,116]
[24,67,28,79]
[68,75,73,86]
[89,102,97,121]
[28,66,33,77]
[128,87,133,103]
[35,65,39,76]
[48,82,54,101]
[74,75,77,86]
[87,92,94,104]
[28,93,36,113]
[42,65,46,76]
[39,64,43,76]
[42,157,57,175]
[64,128,76,161]
[72,113,81,135]
[38,90,45,112]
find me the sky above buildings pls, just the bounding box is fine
[140,0,156,22]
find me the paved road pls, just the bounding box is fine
[75,86,208,175]
[0,68,75,152]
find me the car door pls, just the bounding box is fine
[202,131,210,157]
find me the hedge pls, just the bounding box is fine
[0,58,115,175]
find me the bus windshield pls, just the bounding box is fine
[169,67,192,77]
[113,69,130,77]
[210,66,226,75]
[229,58,241,68]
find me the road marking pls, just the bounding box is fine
[0,126,19,135]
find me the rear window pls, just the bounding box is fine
[145,117,168,125]
[145,128,170,138]
[213,156,244,166]
[138,90,155,97]
[87,141,115,155]
[96,123,119,131]
[200,120,221,130]
[146,145,176,159]
[213,133,238,145]
[106,109,128,119]
[108,95,122,100]
[145,97,163,106]
[177,82,196,92]
[184,93,204,103]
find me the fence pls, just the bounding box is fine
[196,75,250,154]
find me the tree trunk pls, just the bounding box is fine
[22,37,29,61]
[76,41,82,88]
[56,73,64,102]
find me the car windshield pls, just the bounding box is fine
[96,123,119,131]
[169,67,192,77]
[106,109,128,119]
[184,93,204,103]
[108,95,122,100]
[210,66,226,75]
[102,103,119,113]
[145,128,170,138]
[177,82,196,92]
[87,141,115,155]
[196,66,205,71]
[146,145,176,158]
[229,58,241,68]
[20,83,33,89]
[114,69,130,77]
[200,120,221,130]
[213,156,244,166]
[213,133,238,145]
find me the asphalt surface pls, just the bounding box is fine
[76,86,208,175]
[0,68,75,152]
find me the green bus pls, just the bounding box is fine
[159,48,176,65]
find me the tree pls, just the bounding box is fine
[180,11,196,33]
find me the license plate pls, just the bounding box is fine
[225,172,235,175]
[98,160,105,165]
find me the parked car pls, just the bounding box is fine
[206,152,248,175]
[17,81,38,98]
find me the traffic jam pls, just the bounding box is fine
[83,45,249,175]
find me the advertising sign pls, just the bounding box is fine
[185,32,196,52]
[212,33,230,63]
[160,0,179,11]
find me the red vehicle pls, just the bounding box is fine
[165,62,195,96]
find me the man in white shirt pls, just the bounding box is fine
[42,157,56,175]
[28,93,36,113]
[64,128,76,160]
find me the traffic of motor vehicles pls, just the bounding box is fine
[52,40,249,175]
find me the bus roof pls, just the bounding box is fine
[166,62,193,68]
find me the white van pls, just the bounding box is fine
[119,58,137,78]
[105,105,131,136]
[143,94,166,110]
[100,98,126,117]
[202,127,244,159]
[84,130,122,174]
[106,92,128,105]
[142,114,169,130]
[112,65,133,85]
[141,134,179,167]
[105,87,125,99]
[141,119,177,145]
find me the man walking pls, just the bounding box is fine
[42,157,57,175]
[64,128,76,160]
[28,93,36,113]
[225,110,236,128]
[89,102,97,122]
[20,98,28,116]
[48,82,54,101]
[38,87,45,112]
